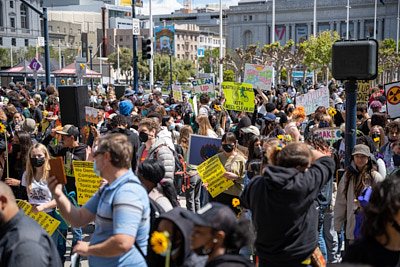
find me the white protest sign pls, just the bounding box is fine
[243,64,273,91]
[172,85,183,102]
[385,81,400,119]
[191,76,215,99]
[296,87,330,115]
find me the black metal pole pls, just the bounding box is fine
[132,1,138,92]
[344,79,358,167]
[170,53,172,91]
[90,48,94,91]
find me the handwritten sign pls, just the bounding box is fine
[17,201,61,236]
[296,87,330,115]
[222,82,255,112]
[357,80,371,103]
[244,64,273,91]
[172,85,183,102]
[73,161,103,205]
[192,76,215,99]
[85,106,98,124]
[313,128,342,142]
[384,81,400,118]
[197,155,233,198]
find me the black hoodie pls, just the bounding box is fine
[240,156,335,266]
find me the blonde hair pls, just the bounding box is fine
[25,143,51,193]
[197,114,214,136]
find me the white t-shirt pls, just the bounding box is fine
[21,171,54,213]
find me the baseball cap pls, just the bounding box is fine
[107,113,118,120]
[56,124,79,136]
[124,89,135,97]
[22,118,37,133]
[182,202,237,231]
[264,113,276,122]
[352,144,370,157]
[241,125,260,136]
[334,98,343,105]
[8,82,15,89]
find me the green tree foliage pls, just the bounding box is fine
[199,48,220,74]
[223,70,235,82]
[153,54,195,84]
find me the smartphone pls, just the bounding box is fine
[49,157,67,184]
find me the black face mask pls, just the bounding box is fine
[357,114,364,120]
[372,133,380,139]
[12,143,20,153]
[247,171,255,179]
[106,123,113,131]
[139,132,149,143]
[288,107,294,113]
[31,157,45,168]
[193,238,214,256]
[210,120,217,128]
[132,125,139,131]
[389,138,399,143]
[254,147,263,158]
[222,144,234,153]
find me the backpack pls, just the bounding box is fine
[155,143,187,194]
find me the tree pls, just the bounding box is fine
[223,70,235,82]
[220,45,258,82]
[284,43,305,85]
[199,48,220,75]
[108,46,133,83]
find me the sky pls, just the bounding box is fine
[136,0,240,15]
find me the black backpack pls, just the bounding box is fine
[155,143,187,194]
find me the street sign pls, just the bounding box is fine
[132,18,140,36]
[37,37,45,47]
[198,47,205,57]
[29,58,42,71]
[76,57,87,78]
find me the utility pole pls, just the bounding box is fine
[132,0,139,92]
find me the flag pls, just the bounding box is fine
[380,0,385,4]
[78,46,81,52]
[118,46,122,54]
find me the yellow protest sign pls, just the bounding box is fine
[73,161,103,205]
[222,82,255,112]
[17,201,60,236]
[357,80,371,103]
[197,155,233,198]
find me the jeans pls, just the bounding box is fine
[185,174,202,212]
[71,226,82,252]
[323,211,339,263]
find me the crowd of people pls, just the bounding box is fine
[0,79,399,267]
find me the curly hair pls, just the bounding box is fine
[178,125,193,153]
[304,133,329,153]
[292,106,306,121]
[361,175,400,245]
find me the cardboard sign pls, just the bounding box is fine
[385,81,400,118]
[172,85,183,102]
[192,76,215,100]
[85,106,99,124]
[73,161,103,205]
[244,64,273,91]
[222,82,255,112]
[357,80,371,103]
[313,128,342,142]
[17,201,61,236]
[296,87,330,115]
[197,155,233,198]
[188,134,221,165]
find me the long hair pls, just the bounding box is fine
[25,143,51,193]
[197,114,214,136]
[344,156,375,198]
[361,175,400,245]
[178,125,193,153]
[15,131,32,167]
[247,135,263,163]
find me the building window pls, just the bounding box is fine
[0,37,2,46]
[20,4,29,29]
[200,37,204,42]
[195,36,197,41]
[49,25,52,31]
[10,17,15,28]
[25,39,28,46]
[177,54,180,59]
[190,45,193,50]
[78,29,81,34]
[10,0,13,8]
[70,28,73,34]
[57,26,60,33]
[195,45,197,50]
[63,28,66,33]
[0,1,3,27]
[11,38,16,46]
[126,35,129,41]
[177,44,180,50]
[119,37,123,42]
[243,15,247,22]
[249,15,252,21]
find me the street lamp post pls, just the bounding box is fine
[89,43,94,91]
[169,51,173,93]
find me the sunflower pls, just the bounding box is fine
[277,135,283,140]
[232,198,240,208]
[284,135,292,142]
[374,137,380,142]
[0,123,5,133]
[327,107,337,116]
[214,105,221,111]
[150,231,169,254]
[43,110,48,117]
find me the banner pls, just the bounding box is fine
[357,80,371,103]
[313,128,342,142]
[85,106,98,124]
[197,155,233,198]
[172,85,183,102]
[192,76,215,99]
[275,27,286,46]
[243,64,273,91]
[155,26,175,55]
[296,87,330,115]
[222,82,255,112]
[188,134,221,165]
[384,81,400,118]
[17,201,61,236]
[73,161,103,205]
[120,0,143,7]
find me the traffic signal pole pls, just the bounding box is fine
[132,0,138,92]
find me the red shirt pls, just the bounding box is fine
[140,149,149,164]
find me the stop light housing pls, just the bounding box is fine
[142,38,152,60]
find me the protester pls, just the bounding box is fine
[0,181,62,266]
[48,133,150,266]
[197,114,218,138]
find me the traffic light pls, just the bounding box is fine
[142,38,151,60]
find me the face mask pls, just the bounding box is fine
[93,159,101,177]
[254,146,263,157]
[139,132,149,143]
[247,171,255,179]
[288,107,294,113]
[142,110,148,116]
[138,96,143,100]
[222,144,234,153]
[389,138,399,143]
[210,120,217,128]
[132,125,138,131]
[169,123,175,131]
[31,157,45,168]
[336,105,343,110]
[159,247,179,257]
[12,143,20,153]
[193,241,214,256]
[106,123,113,131]
[372,133,380,139]
[238,118,242,122]
[357,114,364,120]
